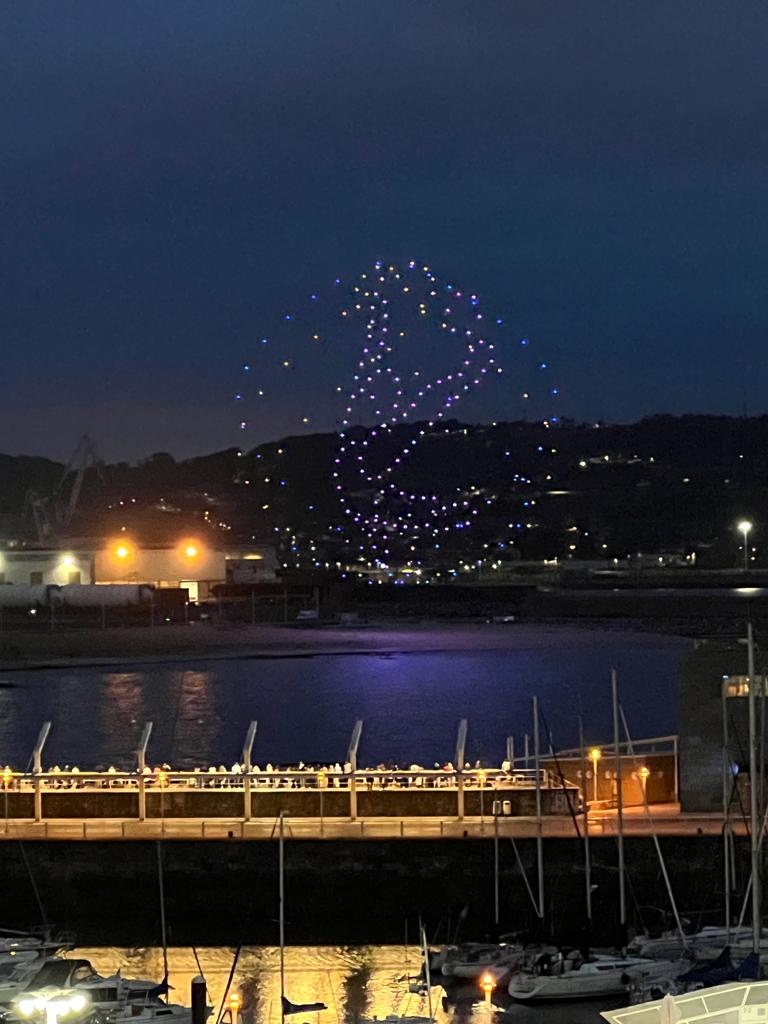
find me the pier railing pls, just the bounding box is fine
[0,765,573,826]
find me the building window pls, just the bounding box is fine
[30,571,43,585]
[724,674,767,697]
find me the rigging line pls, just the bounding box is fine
[192,947,205,980]
[215,946,243,1024]
[16,840,48,928]
[218,820,287,1024]
[509,838,541,918]
[538,708,581,839]
[619,703,687,947]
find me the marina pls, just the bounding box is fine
[0,629,763,1020]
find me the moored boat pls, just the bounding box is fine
[508,951,679,1002]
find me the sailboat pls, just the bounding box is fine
[359,927,435,1024]
[277,813,327,1020]
[141,840,211,1024]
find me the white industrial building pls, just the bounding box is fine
[0,542,277,604]
[0,549,93,586]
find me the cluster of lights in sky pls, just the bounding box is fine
[238,260,559,569]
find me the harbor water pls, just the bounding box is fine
[0,627,686,768]
[69,946,624,1024]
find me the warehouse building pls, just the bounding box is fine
[678,636,767,811]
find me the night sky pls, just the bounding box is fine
[1,2,766,462]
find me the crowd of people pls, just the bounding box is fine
[1,759,534,791]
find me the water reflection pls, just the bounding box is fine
[101,673,145,766]
[0,635,684,769]
[171,671,221,769]
[68,947,622,1024]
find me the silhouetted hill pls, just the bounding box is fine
[1,415,768,566]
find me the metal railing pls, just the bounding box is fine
[0,765,554,792]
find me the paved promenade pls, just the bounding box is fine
[0,805,740,840]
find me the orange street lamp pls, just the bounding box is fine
[180,539,203,561]
[589,747,602,803]
[639,765,650,799]
[226,992,241,1022]
[480,972,495,1023]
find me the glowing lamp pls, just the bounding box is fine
[480,973,495,995]
[227,992,241,1013]
[15,989,90,1024]
[317,770,328,790]
[115,545,130,560]
[589,748,602,763]
[2,766,12,788]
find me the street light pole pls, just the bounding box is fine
[739,520,753,573]
[748,618,761,955]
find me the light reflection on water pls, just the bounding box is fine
[0,636,685,770]
[69,947,623,1024]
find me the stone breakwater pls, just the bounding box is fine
[1,835,739,947]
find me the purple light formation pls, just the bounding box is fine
[238,260,559,570]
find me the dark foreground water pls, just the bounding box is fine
[0,628,687,769]
[70,946,623,1024]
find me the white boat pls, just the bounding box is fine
[629,924,768,963]
[360,1018,433,1024]
[1,957,168,1013]
[441,943,523,980]
[628,932,689,961]
[690,926,768,960]
[508,952,679,1002]
[0,958,52,1006]
[105,998,202,1024]
[0,931,73,967]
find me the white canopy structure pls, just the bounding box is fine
[601,982,768,1024]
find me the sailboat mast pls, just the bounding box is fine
[748,619,761,955]
[578,717,592,927]
[279,811,286,1024]
[532,696,544,920]
[156,840,169,989]
[611,670,626,938]
[420,925,434,1021]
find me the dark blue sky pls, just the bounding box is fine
[1,1,766,461]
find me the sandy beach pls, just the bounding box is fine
[0,619,688,672]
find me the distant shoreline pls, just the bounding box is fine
[0,619,689,673]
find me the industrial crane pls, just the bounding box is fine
[25,435,104,542]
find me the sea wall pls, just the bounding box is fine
[0,836,745,948]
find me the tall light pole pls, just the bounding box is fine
[589,747,602,803]
[748,619,761,955]
[738,520,753,573]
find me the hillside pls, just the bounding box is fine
[1,415,767,568]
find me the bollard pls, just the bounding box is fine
[191,975,207,1024]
